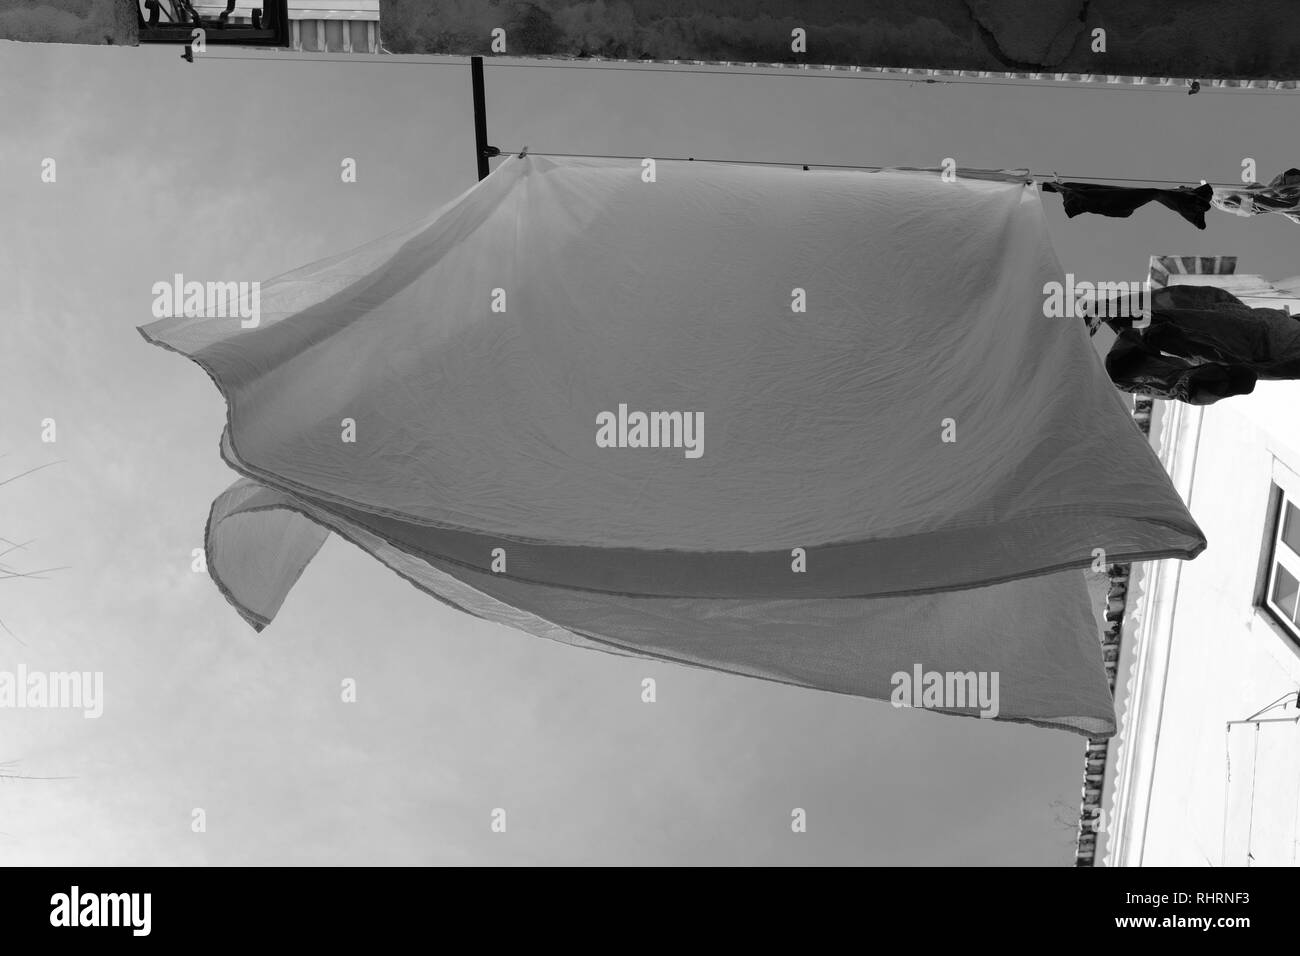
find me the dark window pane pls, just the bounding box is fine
[324,20,344,51]
[1272,563,1299,620]
[1283,501,1300,556]
[350,21,369,52]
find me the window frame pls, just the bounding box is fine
[1263,486,1300,641]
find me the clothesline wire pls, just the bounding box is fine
[499,151,1248,188]
[191,51,1298,94]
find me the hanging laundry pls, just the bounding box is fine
[1211,168,1300,225]
[1102,284,1300,404]
[1105,331,1257,405]
[139,155,1206,736]
[1041,180,1213,229]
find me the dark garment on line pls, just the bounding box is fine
[1042,181,1214,230]
[1102,284,1300,405]
[1105,331,1257,405]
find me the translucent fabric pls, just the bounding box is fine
[140,156,1206,735]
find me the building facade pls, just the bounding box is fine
[1103,255,1300,867]
[186,1,381,53]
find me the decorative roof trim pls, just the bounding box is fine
[522,57,1300,92]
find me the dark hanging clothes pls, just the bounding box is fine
[1042,181,1214,230]
[1102,284,1300,405]
[1105,332,1257,405]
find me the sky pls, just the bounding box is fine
[1,38,1298,866]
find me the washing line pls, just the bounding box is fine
[498,150,1244,189]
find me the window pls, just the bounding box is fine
[1263,489,1300,641]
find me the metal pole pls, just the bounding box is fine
[471,56,499,181]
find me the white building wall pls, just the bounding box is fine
[1107,278,1300,866]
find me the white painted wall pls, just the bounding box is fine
[1107,280,1300,867]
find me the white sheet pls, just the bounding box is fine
[140,156,1206,735]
